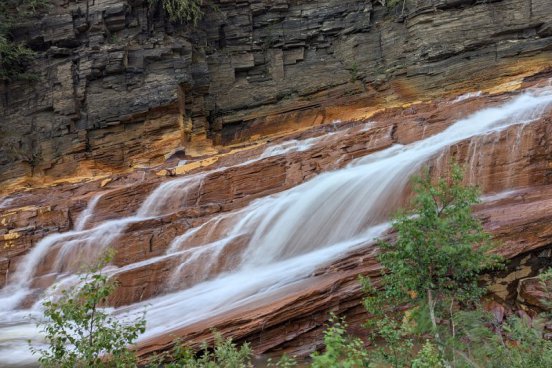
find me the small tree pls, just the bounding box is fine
[364,164,502,365]
[32,252,146,367]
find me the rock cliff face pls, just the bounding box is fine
[1,0,552,189]
[1,0,552,365]
[2,74,552,362]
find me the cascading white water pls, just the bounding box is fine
[0,198,14,210]
[0,176,207,314]
[259,137,319,158]
[0,87,552,366]
[115,88,552,341]
[166,89,552,274]
[138,136,328,219]
[0,217,141,313]
[137,175,205,217]
[451,91,483,103]
[74,194,103,231]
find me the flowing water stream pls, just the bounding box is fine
[1,87,552,366]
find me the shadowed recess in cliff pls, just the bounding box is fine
[0,86,552,365]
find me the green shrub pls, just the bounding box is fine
[149,0,204,25]
[267,354,298,368]
[152,333,253,368]
[538,268,552,314]
[450,311,552,368]
[310,315,370,368]
[0,34,36,80]
[0,0,48,80]
[32,252,146,368]
[411,341,444,368]
[385,0,402,7]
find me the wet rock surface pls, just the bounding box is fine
[2,75,552,360]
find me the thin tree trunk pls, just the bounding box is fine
[449,298,456,366]
[427,289,440,342]
[428,289,452,368]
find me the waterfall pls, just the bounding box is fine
[0,176,207,313]
[0,87,551,366]
[259,137,320,158]
[451,91,483,103]
[74,194,103,231]
[118,89,552,335]
[124,88,552,340]
[137,175,206,217]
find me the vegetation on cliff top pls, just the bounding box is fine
[34,165,552,367]
[148,0,205,25]
[0,0,48,81]
[0,0,205,81]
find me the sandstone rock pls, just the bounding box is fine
[2,81,552,359]
[485,300,506,323]
[518,276,552,311]
[2,0,552,189]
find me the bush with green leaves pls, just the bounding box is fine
[148,0,204,25]
[367,165,502,363]
[32,252,146,368]
[0,0,48,80]
[310,315,370,368]
[446,268,552,368]
[149,333,253,368]
[447,311,552,368]
[382,0,401,7]
[360,276,413,368]
[267,354,298,368]
[538,268,552,314]
[411,341,444,368]
[0,34,36,80]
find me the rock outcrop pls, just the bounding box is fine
[2,74,552,361]
[1,0,552,189]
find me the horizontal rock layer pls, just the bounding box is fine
[1,0,552,188]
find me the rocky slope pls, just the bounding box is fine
[1,0,552,190]
[1,74,552,362]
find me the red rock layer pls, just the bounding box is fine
[1,74,552,360]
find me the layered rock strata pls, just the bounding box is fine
[1,76,552,360]
[1,0,552,189]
